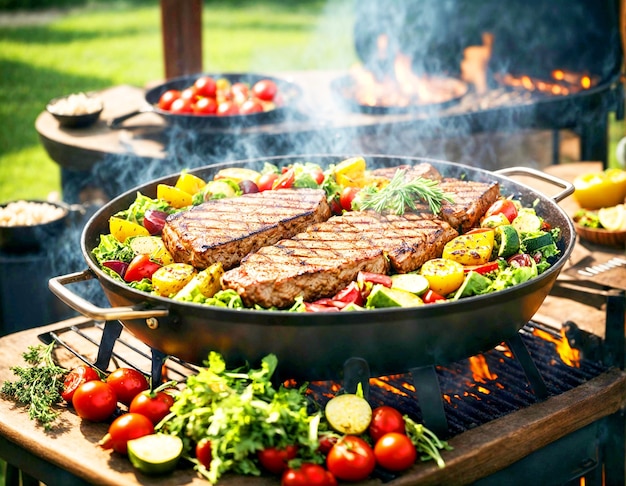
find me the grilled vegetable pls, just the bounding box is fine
[152,263,197,297]
[175,172,206,195]
[325,393,372,435]
[157,184,193,208]
[109,216,149,243]
[419,258,465,296]
[442,229,495,265]
[129,235,174,265]
[173,262,224,301]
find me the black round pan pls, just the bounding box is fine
[108,72,302,129]
[49,155,575,381]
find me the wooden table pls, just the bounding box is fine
[1,163,625,485]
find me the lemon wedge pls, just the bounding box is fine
[598,205,626,231]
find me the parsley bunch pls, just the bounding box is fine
[357,169,454,215]
[1,343,67,431]
[158,353,322,483]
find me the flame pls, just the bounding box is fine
[532,327,581,367]
[469,355,498,383]
[497,68,596,96]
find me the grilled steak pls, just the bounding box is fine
[438,179,500,232]
[161,188,331,270]
[370,163,443,182]
[221,211,457,308]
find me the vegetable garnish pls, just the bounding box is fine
[1,343,67,430]
[356,169,454,215]
[404,415,452,468]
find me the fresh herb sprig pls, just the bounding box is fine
[1,343,67,430]
[357,169,454,215]
[404,415,452,468]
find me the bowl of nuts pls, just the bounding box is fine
[0,200,69,252]
[46,92,104,128]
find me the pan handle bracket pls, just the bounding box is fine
[49,270,169,321]
[495,166,575,203]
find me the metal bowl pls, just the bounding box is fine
[0,200,69,253]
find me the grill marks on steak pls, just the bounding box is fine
[370,163,443,182]
[438,179,500,232]
[161,189,331,270]
[221,211,458,308]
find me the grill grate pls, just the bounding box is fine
[39,318,609,440]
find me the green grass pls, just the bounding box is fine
[0,0,356,203]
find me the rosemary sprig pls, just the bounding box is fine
[1,342,67,430]
[357,169,454,215]
[404,415,453,468]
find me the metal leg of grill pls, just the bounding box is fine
[410,365,448,437]
[342,357,371,398]
[93,320,123,371]
[506,332,549,400]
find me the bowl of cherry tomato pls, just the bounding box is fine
[109,72,302,129]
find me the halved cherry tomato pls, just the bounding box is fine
[357,271,393,288]
[273,168,296,190]
[258,445,298,475]
[158,89,181,111]
[239,99,263,114]
[106,367,149,406]
[124,254,162,282]
[61,365,100,403]
[257,173,279,192]
[99,412,154,455]
[217,101,239,116]
[339,186,360,211]
[368,406,406,443]
[72,380,117,422]
[196,438,212,469]
[326,435,375,482]
[422,289,446,304]
[129,389,175,425]
[373,432,417,472]
[484,199,518,223]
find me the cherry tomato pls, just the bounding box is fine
[339,186,360,211]
[326,435,376,482]
[318,433,339,454]
[282,463,336,486]
[195,438,213,469]
[170,97,193,114]
[158,89,181,111]
[106,367,149,406]
[72,380,118,422]
[373,432,417,472]
[369,406,406,443]
[99,412,154,455]
[180,87,198,102]
[273,168,295,190]
[258,445,298,475]
[194,76,217,98]
[310,167,325,185]
[484,199,518,223]
[231,82,250,104]
[61,365,100,403]
[422,289,447,304]
[129,389,175,425]
[252,79,278,101]
[124,254,162,282]
[217,101,239,116]
[193,96,218,115]
[239,99,264,114]
[257,172,279,192]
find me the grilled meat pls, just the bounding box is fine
[438,179,500,232]
[370,163,443,182]
[221,211,457,308]
[161,188,331,270]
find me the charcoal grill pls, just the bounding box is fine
[36,282,626,485]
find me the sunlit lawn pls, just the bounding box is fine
[0,0,356,203]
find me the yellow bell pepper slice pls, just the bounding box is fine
[152,263,197,297]
[157,184,193,209]
[419,258,465,296]
[334,156,367,188]
[175,172,206,196]
[109,216,149,243]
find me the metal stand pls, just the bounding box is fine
[506,332,549,400]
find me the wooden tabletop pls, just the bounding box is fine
[1,162,625,485]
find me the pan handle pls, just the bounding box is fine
[49,270,169,321]
[495,166,574,203]
[107,106,154,129]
